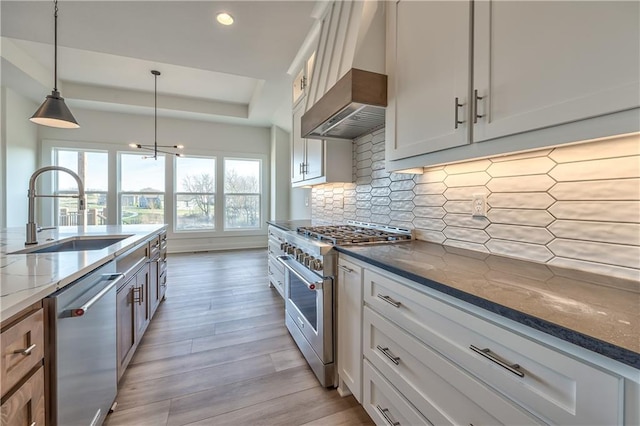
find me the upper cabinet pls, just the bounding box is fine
[292,52,316,108]
[386,0,472,161]
[386,0,640,169]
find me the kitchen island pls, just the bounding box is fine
[0,224,166,322]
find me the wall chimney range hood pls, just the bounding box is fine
[301,68,387,141]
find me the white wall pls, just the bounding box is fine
[1,87,38,227]
[270,125,291,220]
[290,187,312,219]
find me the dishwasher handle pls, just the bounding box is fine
[70,273,124,317]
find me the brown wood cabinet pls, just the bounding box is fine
[1,302,46,426]
[115,230,167,381]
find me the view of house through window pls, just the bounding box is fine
[224,158,261,229]
[55,149,108,226]
[175,156,216,230]
[119,153,165,225]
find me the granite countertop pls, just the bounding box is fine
[337,241,640,369]
[0,224,166,322]
[267,220,314,232]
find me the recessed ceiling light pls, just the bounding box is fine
[216,12,234,26]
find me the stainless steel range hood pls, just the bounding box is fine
[301,68,387,141]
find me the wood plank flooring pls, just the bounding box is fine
[105,249,373,426]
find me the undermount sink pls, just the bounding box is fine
[10,235,133,254]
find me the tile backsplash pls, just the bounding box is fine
[312,130,640,281]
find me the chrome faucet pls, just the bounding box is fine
[26,166,86,245]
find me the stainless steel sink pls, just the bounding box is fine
[10,235,133,254]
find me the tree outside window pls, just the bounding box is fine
[224,159,261,229]
[175,157,216,231]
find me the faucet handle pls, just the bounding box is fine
[37,226,57,233]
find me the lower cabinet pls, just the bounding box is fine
[336,256,364,402]
[337,253,632,426]
[0,365,46,426]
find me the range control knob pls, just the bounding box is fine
[311,259,323,271]
[304,256,315,268]
[285,244,295,255]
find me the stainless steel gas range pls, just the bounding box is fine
[276,221,412,387]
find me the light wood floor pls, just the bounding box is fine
[105,249,373,426]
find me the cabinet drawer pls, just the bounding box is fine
[1,308,44,397]
[364,307,539,425]
[268,257,285,298]
[364,269,623,425]
[149,235,161,258]
[363,360,429,426]
[267,240,284,260]
[0,365,45,426]
[116,244,148,278]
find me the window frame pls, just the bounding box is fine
[118,152,167,226]
[174,154,217,233]
[223,157,263,230]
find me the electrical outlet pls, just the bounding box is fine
[304,196,309,207]
[471,193,487,217]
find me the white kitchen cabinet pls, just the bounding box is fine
[363,266,624,426]
[386,0,471,161]
[267,225,286,299]
[473,1,640,143]
[291,101,352,187]
[385,0,640,169]
[336,255,364,402]
[292,52,316,108]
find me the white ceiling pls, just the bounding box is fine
[1,0,318,130]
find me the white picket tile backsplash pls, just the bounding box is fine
[312,131,640,280]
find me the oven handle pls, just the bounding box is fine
[277,255,323,290]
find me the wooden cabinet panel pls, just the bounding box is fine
[0,365,45,426]
[1,308,44,397]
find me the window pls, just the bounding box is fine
[175,156,216,231]
[224,158,261,229]
[54,149,108,226]
[119,153,165,225]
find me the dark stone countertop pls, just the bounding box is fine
[336,241,640,369]
[267,220,314,232]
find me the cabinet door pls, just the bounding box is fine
[292,103,306,183]
[134,267,150,339]
[304,139,324,181]
[337,257,364,402]
[116,282,135,380]
[149,257,160,316]
[0,365,45,426]
[386,0,471,161]
[293,67,305,107]
[473,0,640,143]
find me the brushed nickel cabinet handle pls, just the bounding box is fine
[377,345,400,365]
[376,405,400,426]
[338,265,354,274]
[473,89,484,123]
[14,343,37,356]
[469,344,524,377]
[454,97,465,129]
[30,422,36,426]
[377,294,401,308]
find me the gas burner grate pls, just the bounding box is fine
[296,224,412,246]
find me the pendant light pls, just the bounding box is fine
[30,0,79,129]
[129,70,184,160]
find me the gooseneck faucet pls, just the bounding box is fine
[26,166,86,245]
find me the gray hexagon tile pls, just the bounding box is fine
[487,209,555,227]
[371,150,385,162]
[390,211,415,222]
[355,184,372,193]
[486,157,556,177]
[356,176,373,185]
[389,173,413,182]
[414,182,447,195]
[486,240,554,263]
[549,134,639,163]
[413,194,447,207]
[548,239,640,269]
[549,178,640,201]
[371,141,385,153]
[443,186,488,200]
[549,220,640,245]
[390,190,414,201]
[486,224,554,245]
[445,239,490,253]
[487,175,556,192]
[356,192,372,201]
[356,141,373,154]
[487,193,555,209]
[357,167,373,178]
[357,150,373,161]
[356,200,372,210]
[412,218,446,231]
[371,160,385,171]
[371,197,391,206]
[371,187,392,197]
[414,229,446,244]
[444,171,491,188]
[444,159,491,174]
[371,205,391,215]
[549,201,639,223]
[389,200,415,211]
[443,201,472,214]
[443,213,490,229]
[550,156,639,182]
[370,214,391,224]
[357,158,373,170]
[390,180,415,191]
[443,227,490,244]
[415,169,447,184]
[371,169,390,180]
[413,206,446,219]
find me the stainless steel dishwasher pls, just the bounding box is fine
[45,261,124,426]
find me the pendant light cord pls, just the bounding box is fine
[54,0,58,92]
[154,71,158,159]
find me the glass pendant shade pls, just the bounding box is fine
[30,90,79,129]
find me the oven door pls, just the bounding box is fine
[278,255,333,364]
